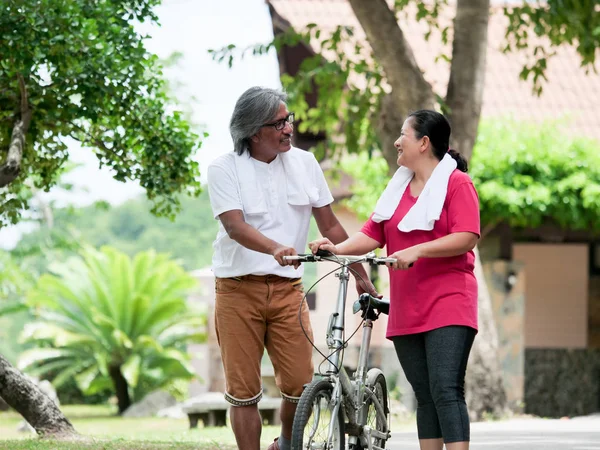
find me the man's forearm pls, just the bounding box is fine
[226,221,281,255]
[319,221,349,246]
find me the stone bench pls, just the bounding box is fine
[182,392,281,428]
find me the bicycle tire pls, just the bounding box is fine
[354,369,390,450]
[291,379,346,450]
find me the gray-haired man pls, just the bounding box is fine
[207,87,377,450]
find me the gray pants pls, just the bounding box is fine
[392,325,476,443]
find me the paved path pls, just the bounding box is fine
[388,415,600,450]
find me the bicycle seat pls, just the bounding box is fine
[353,293,390,316]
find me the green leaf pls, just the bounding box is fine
[121,354,141,388]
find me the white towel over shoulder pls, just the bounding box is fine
[372,153,457,232]
[233,147,319,215]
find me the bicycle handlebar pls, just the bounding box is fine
[283,252,399,266]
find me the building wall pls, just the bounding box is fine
[513,244,589,349]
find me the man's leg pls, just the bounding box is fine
[230,404,262,450]
[214,277,267,450]
[265,278,315,450]
[279,399,297,440]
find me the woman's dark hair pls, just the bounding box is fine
[407,110,468,172]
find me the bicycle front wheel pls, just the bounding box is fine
[291,379,345,450]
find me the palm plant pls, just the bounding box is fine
[18,246,205,414]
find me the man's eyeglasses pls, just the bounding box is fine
[261,113,294,131]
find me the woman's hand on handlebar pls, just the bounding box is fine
[308,238,338,255]
[387,246,420,270]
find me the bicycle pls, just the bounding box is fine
[283,250,397,450]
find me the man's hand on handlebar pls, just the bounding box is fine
[272,245,301,269]
[308,238,338,255]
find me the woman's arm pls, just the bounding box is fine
[388,231,478,270]
[308,232,380,256]
[417,231,478,258]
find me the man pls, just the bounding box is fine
[207,86,376,450]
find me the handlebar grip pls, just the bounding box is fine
[315,248,334,257]
[376,259,414,268]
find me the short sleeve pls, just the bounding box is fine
[447,181,480,237]
[207,163,243,219]
[309,154,334,208]
[360,215,386,248]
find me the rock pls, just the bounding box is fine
[17,421,35,433]
[157,404,186,419]
[122,391,177,418]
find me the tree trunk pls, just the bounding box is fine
[377,95,406,172]
[466,248,508,419]
[0,74,31,188]
[0,395,9,411]
[0,353,77,437]
[109,365,131,414]
[444,0,508,420]
[349,0,508,420]
[446,0,490,162]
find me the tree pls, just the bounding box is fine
[0,0,204,435]
[470,118,600,232]
[213,0,599,419]
[18,246,205,414]
[0,0,204,227]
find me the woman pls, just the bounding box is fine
[310,110,479,450]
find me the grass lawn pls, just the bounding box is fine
[0,404,416,449]
[0,404,260,449]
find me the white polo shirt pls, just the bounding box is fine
[207,149,333,278]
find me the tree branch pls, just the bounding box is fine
[0,74,32,188]
[70,124,129,166]
[348,0,436,114]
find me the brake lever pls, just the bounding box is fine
[315,248,335,258]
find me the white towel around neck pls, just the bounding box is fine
[233,147,319,215]
[372,153,457,232]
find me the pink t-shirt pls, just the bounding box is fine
[361,169,480,338]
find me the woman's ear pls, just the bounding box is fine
[420,135,430,153]
[250,134,260,143]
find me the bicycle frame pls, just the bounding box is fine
[287,253,393,448]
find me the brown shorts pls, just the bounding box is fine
[214,274,314,406]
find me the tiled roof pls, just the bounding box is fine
[269,0,600,141]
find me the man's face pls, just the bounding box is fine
[253,103,294,155]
